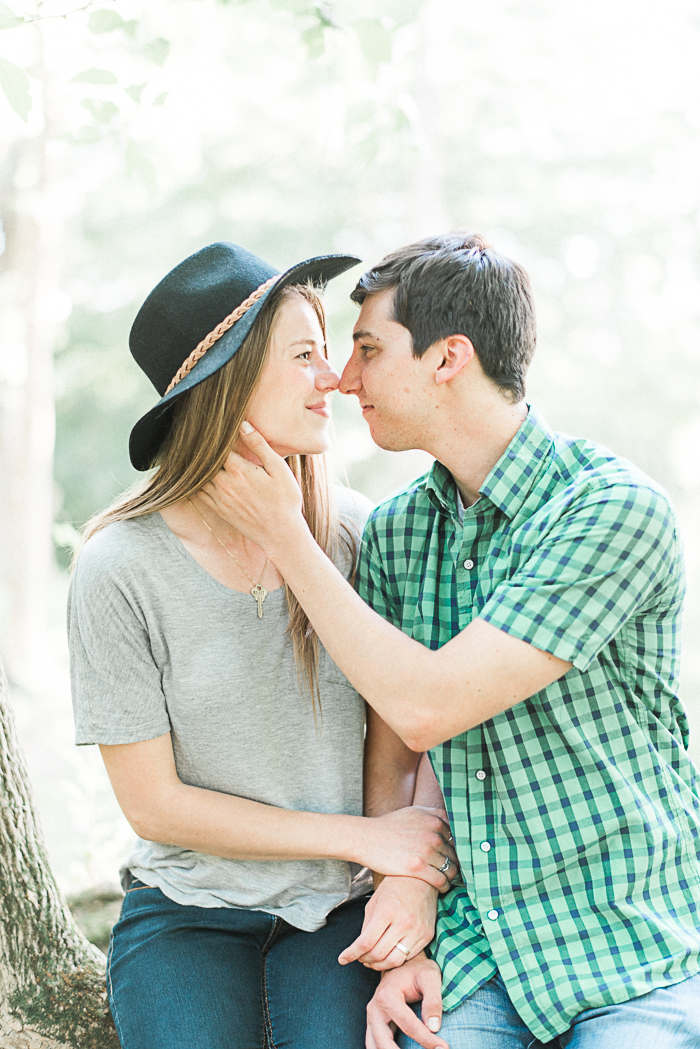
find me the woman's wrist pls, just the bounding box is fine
[316,813,371,865]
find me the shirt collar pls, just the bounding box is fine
[424,405,555,522]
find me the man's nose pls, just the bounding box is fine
[339,349,361,396]
[315,361,341,392]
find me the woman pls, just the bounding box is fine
[68,242,455,1049]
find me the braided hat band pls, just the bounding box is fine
[164,274,282,396]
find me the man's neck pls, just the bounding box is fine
[426,397,528,507]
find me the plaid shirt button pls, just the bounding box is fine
[463,558,475,569]
[487,910,499,921]
[475,770,487,780]
[480,841,491,852]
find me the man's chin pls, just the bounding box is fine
[366,424,413,453]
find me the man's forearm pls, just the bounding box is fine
[268,524,569,750]
[204,440,572,750]
[270,524,438,746]
[364,706,421,819]
[413,753,446,813]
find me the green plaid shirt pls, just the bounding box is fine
[356,407,700,1041]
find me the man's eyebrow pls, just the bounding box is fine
[353,329,381,342]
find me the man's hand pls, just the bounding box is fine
[200,424,306,555]
[339,876,438,971]
[366,953,448,1049]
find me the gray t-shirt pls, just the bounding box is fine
[68,487,373,932]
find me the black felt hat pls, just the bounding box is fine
[128,241,361,470]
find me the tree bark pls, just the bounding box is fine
[0,655,119,1049]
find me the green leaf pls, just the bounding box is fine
[122,19,139,38]
[302,24,324,60]
[381,0,422,28]
[143,37,169,66]
[153,91,168,106]
[88,9,125,34]
[126,139,156,194]
[66,125,101,144]
[313,1,335,28]
[0,1,22,29]
[355,18,392,74]
[125,83,145,103]
[0,55,31,120]
[72,68,118,85]
[82,98,119,124]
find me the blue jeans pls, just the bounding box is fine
[107,880,379,1049]
[398,971,700,1048]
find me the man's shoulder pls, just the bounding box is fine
[547,430,673,513]
[363,471,435,535]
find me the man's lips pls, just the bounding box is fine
[360,404,374,414]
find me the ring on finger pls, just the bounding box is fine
[438,856,451,874]
[394,940,410,956]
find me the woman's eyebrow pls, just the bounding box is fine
[289,338,322,347]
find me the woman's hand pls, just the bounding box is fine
[358,807,458,891]
[339,876,438,971]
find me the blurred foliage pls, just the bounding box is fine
[1,0,700,727]
[67,886,123,955]
[1,0,700,899]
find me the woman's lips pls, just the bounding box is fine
[306,403,329,417]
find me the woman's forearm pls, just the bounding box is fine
[100,734,457,887]
[137,777,369,863]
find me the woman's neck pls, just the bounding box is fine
[159,494,283,594]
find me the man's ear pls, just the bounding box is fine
[434,335,474,385]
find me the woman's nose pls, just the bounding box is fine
[316,362,341,392]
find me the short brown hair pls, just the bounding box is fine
[351,232,536,401]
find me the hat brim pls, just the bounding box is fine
[129,253,360,470]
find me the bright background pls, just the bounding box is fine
[1,0,699,898]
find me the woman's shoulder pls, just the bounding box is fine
[73,514,164,584]
[332,486,374,578]
[334,484,374,537]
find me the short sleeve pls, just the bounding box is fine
[68,540,171,746]
[479,482,682,671]
[355,516,402,628]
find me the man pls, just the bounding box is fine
[205,233,700,1048]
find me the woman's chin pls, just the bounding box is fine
[279,442,330,458]
[270,428,332,459]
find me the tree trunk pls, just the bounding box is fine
[0,655,119,1049]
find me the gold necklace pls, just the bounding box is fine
[187,497,270,618]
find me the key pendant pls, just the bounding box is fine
[251,584,267,619]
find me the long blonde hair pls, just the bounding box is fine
[82,284,350,714]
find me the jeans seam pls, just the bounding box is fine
[260,918,283,1049]
[107,926,128,1049]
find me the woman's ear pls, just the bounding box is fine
[434,335,474,385]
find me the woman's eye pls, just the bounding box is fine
[297,351,312,360]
